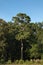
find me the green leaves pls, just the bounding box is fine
[0,13,43,62]
[15,23,30,40]
[12,13,31,24]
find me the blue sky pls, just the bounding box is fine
[0,0,43,22]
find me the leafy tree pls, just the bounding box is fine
[0,13,43,63]
[12,13,31,60]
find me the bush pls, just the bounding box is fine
[14,60,19,64]
[19,59,24,64]
[7,60,11,64]
[25,60,29,64]
[0,59,5,64]
[25,60,33,64]
[35,59,41,64]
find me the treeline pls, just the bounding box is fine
[0,13,43,62]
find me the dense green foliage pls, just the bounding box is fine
[0,13,43,63]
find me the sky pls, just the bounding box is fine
[0,0,43,22]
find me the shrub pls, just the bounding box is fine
[7,60,11,64]
[25,60,29,64]
[14,60,19,64]
[0,59,5,64]
[19,59,24,64]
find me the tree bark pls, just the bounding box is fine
[21,39,23,60]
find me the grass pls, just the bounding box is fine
[0,60,43,65]
[0,64,43,65]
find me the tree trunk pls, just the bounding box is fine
[21,39,23,60]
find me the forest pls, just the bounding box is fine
[0,13,43,63]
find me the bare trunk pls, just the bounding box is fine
[21,39,23,60]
